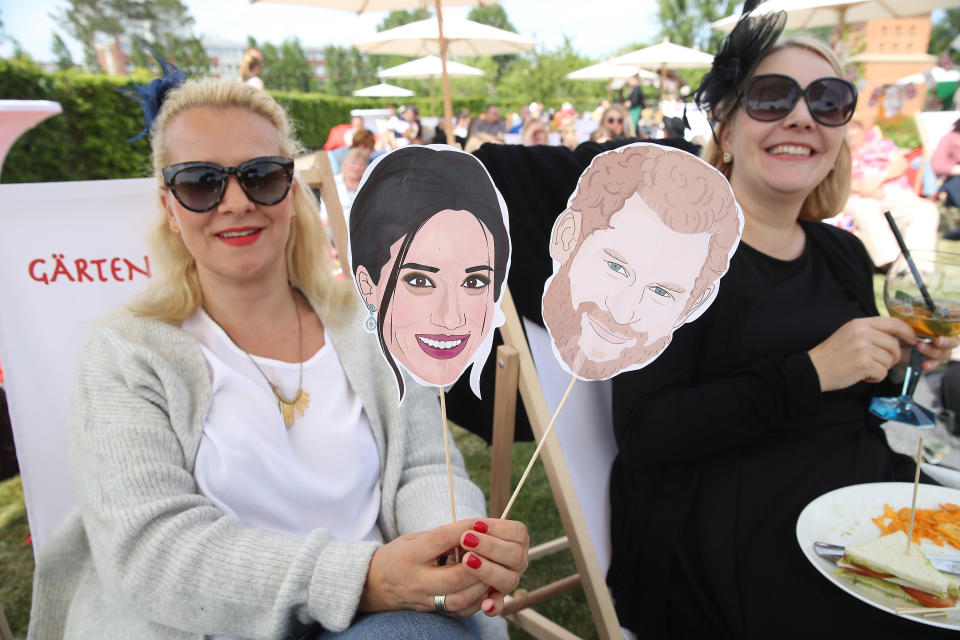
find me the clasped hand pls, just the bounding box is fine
[360,518,529,618]
[809,316,958,392]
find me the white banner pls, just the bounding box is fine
[0,177,155,553]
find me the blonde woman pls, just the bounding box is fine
[607,10,956,638]
[240,48,265,90]
[598,103,634,139]
[28,77,527,640]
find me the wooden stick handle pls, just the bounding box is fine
[440,388,456,523]
[440,388,459,563]
[907,435,923,554]
[499,376,578,519]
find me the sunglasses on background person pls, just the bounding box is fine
[606,116,624,124]
[162,156,294,213]
[741,74,857,127]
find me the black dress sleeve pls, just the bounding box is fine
[611,272,823,467]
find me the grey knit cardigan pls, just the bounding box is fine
[27,300,503,639]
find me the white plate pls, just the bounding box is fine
[796,482,960,630]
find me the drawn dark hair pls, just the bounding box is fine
[349,146,511,398]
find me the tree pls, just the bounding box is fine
[51,33,75,70]
[54,0,208,73]
[657,0,737,51]
[467,4,519,82]
[260,38,316,92]
[378,9,430,31]
[930,8,960,66]
[496,37,603,109]
[322,44,378,96]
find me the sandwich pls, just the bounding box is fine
[835,531,959,608]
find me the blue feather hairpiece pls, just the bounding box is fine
[119,46,187,141]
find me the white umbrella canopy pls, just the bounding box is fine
[356,17,533,143]
[250,1,508,145]
[378,54,484,79]
[354,17,535,56]
[251,0,493,11]
[378,55,482,115]
[607,38,715,70]
[607,39,714,107]
[710,0,960,34]
[352,82,416,97]
[565,62,660,82]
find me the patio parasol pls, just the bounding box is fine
[251,1,521,145]
[377,55,483,115]
[710,0,960,41]
[607,38,714,108]
[565,61,659,83]
[352,82,416,97]
[356,17,534,143]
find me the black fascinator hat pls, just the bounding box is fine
[694,1,786,125]
[118,45,187,141]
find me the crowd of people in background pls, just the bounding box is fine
[316,91,954,278]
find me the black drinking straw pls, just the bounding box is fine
[884,210,937,313]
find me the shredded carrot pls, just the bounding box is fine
[872,503,960,549]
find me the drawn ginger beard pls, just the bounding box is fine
[542,193,714,380]
[360,209,497,387]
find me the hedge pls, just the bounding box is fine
[0,59,490,184]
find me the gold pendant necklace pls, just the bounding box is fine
[230,290,310,429]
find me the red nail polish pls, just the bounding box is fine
[463,532,479,548]
[486,586,496,596]
[485,601,496,613]
[466,553,482,569]
[473,520,488,534]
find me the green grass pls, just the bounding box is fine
[452,425,596,639]
[0,431,597,639]
[0,476,33,640]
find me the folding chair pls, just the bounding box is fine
[296,149,350,277]
[0,152,350,555]
[489,290,628,640]
[0,177,156,553]
[0,604,12,640]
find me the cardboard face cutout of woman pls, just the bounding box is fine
[542,143,743,381]
[349,145,512,401]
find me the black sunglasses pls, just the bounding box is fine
[162,156,294,213]
[742,74,857,127]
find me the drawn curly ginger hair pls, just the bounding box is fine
[543,143,742,380]
[570,144,741,319]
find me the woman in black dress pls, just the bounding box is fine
[607,10,958,639]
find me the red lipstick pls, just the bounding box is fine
[215,227,262,247]
[416,334,470,360]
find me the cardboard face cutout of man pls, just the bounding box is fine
[542,143,742,381]
[349,145,512,401]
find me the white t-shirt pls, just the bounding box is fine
[182,309,381,541]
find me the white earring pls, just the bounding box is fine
[722,150,733,163]
[364,303,377,332]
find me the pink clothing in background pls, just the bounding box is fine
[932,131,960,178]
[851,126,910,191]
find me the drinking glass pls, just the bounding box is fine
[869,250,960,427]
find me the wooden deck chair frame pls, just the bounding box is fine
[313,153,621,638]
[297,150,350,278]
[489,290,622,640]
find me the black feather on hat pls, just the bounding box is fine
[694,1,786,125]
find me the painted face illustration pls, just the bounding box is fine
[542,143,742,380]
[349,145,511,400]
[364,209,496,386]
